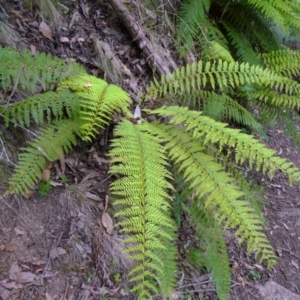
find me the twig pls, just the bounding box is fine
[108,0,177,77]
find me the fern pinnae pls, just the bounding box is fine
[141,59,300,104]
[149,121,276,266]
[109,119,176,298]
[9,119,81,194]
[59,74,132,142]
[0,46,85,92]
[0,89,81,127]
[149,106,300,184]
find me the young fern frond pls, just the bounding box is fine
[0,46,85,92]
[0,89,80,127]
[8,119,81,194]
[148,121,276,266]
[59,74,132,142]
[149,106,300,184]
[109,119,176,299]
[260,49,300,77]
[141,59,300,103]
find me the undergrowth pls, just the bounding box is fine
[1,44,300,300]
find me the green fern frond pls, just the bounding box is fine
[0,46,85,92]
[175,90,261,131]
[221,21,261,65]
[149,120,276,266]
[59,74,132,142]
[189,202,231,300]
[109,119,176,298]
[247,0,300,31]
[142,59,300,103]
[0,89,80,127]
[247,86,300,110]
[9,119,81,194]
[149,105,300,183]
[176,0,228,57]
[260,49,300,77]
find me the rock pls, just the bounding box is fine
[256,280,300,300]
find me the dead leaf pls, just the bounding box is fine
[60,36,70,43]
[30,44,36,56]
[39,21,52,40]
[59,153,66,175]
[80,171,99,184]
[14,227,25,236]
[18,272,36,283]
[85,192,102,201]
[0,244,5,251]
[50,181,63,187]
[41,169,50,183]
[4,241,15,252]
[23,189,34,199]
[92,153,110,165]
[50,247,67,259]
[9,261,21,281]
[45,292,54,300]
[102,211,113,234]
[104,195,109,211]
[0,280,23,289]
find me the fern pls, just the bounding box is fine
[260,49,300,77]
[0,46,85,92]
[188,204,231,300]
[142,59,300,103]
[109,119,177,298]
[0,89,80,127]
[8,119,81,194]
[59,74,132,142]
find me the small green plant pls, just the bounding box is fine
[2,46,300,299]
[38,179,52,196]
[61,175,68,184]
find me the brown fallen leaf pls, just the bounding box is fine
[102,211,113,234]
[50,247,67,259]
[18,272,36,283]
[41,169,51,183]
[39,21,52,40]
[4,241,15,252]
[85,191,102,201]
[0,280,23,290]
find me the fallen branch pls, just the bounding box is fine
[108,0,177,77]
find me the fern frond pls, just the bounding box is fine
[149,105,300,183]
[247,0,300,31]
[260,49,300,77]
[0,89,80,127]
[59,74,132,142]
[109,119,176,298]
[175,90,262,131]
[0,46,85,92]
[189,202,231,300]
[9,119,81,194]
[142,59,300,103]
[149,121,276,266]
[176,0,227,57]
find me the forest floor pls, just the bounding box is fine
[1,1,300,299]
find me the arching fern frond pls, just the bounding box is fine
[260,49,300,77]
[8,119,81,194]
[141,59,300,103]
[175,90,262,131]
[0,89,80,127]
[148,106,300,184]
[109,119,176,299]
[59,74,132,142]
[0,46,85,92]
[149,121,276,266]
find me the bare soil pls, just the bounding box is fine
[1,1,300,299]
